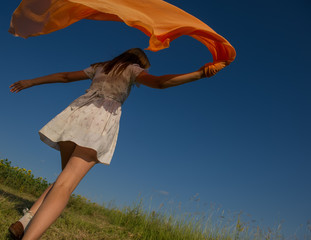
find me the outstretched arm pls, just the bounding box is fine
[136,62,228,89]
[10,70,89,93]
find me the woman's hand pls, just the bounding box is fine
[199,61,230,78]
[10,80,34,93]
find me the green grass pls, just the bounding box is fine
[0,158,304,240]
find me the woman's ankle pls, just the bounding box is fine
[18,208,34,229]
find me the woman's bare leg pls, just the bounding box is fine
[28,141,76,215]
[22,145,98,240]
[59,141,77,170]
[28,183,54,215]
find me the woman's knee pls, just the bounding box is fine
[51,182,73,198]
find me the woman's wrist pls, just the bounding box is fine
[197,65,207,79]
[197,68,206,79]
[28,79,37,87]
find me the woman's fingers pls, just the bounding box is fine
[9,83,17,89]
[10,82,20,92]
[10,81,19,89]
[10,86,20,93]
[201,61,228,78]
[10,80,30,93]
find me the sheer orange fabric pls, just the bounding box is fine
[9,0,236,65]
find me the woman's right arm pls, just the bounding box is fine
[10,70,89,93]
[136,61,228,89]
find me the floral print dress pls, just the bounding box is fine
[39,64,144,165]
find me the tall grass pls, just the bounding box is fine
[1,158,309,240]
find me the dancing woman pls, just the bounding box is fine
[9,48,226,239]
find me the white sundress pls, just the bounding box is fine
[39,63,145,165]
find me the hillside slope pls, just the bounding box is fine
[1,158,292,240]
[0,183,136,240]
[0,159,226,240]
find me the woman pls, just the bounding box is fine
[9,48,226,239]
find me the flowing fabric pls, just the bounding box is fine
[9,0,236,65]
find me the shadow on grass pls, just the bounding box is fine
[0,188,36,239]
[0,188,35,215]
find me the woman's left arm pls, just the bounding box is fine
[136,62,228,89]
[10,70,89,93]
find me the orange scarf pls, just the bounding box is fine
[9,0,236,67]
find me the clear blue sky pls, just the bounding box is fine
[1,0,310,238]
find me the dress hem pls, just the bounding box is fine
[38,131,111,165]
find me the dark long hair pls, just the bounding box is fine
[91,48,150,75]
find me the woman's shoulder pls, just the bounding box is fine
[128,64,145,75]
[84,63,106,79]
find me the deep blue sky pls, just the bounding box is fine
[1,0,310,238]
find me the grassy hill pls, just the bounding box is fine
[0,158,287,240]
[0,182,142,240]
